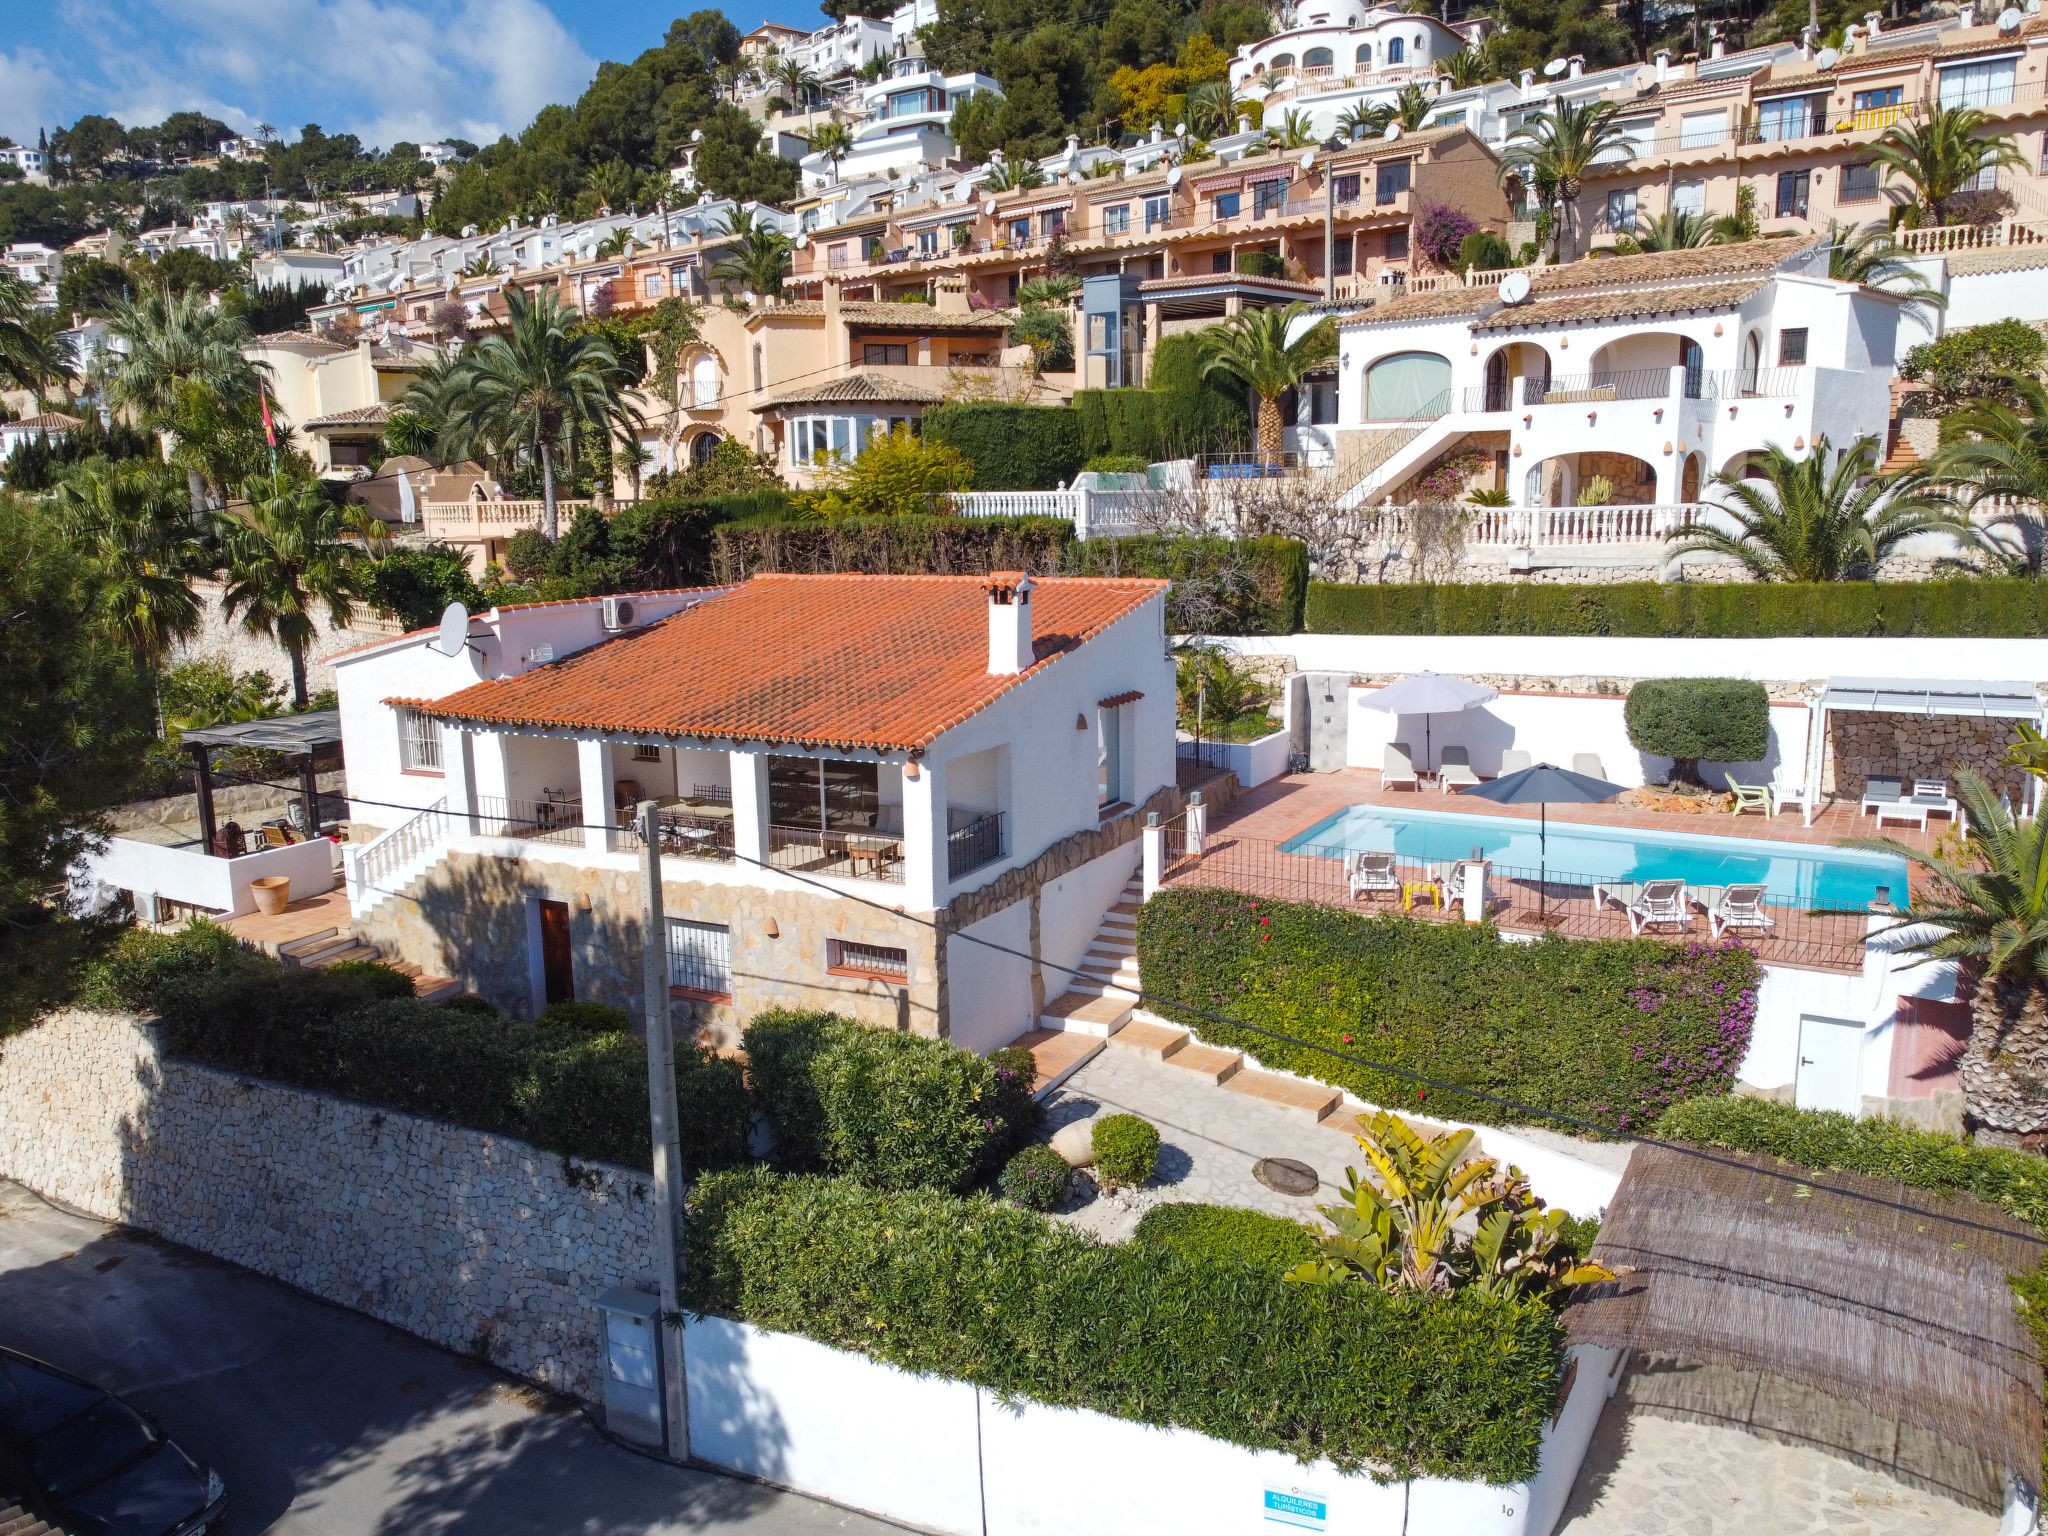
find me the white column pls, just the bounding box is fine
[578,737,614,853]
[1462,859,1488,923]
[901,755,944,911]
[729,750,770,868]
[1142,813,1163,900]
[1186,792,1208,856]
[440,724,477,830]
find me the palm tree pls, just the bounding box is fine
[1389,83,1434,133]
[771,58,820,112]
[1435,49,1492,89]
[587,159,636,214]
[459,252,500,278]
[1824,218,1946,324]
[1847,772,2048,1132]
[437,288,641,540]
[807,121,854,183]
[1925,371,2048,575]
[1187,80,1245,139]
[1267,109,1318,150]
[1663,436,1962,581]
[983,155,1046,193]
[0,272,74,404]
[1016,274,1080,308]
[105,286,267,505]
[1498,99,1630,261]
[58,465,214,673]
[708,208,793,300]
[1869,104,2025,227]
[1198,301,1337,463]
[215,481,388,708]
[1612,208,1716,254]
[1337,101,1388,142]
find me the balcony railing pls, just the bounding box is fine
[1895,219,2048,254]
[1524,369,1672,405]
[1461,382,1514,413]
[947,810,1006,880]
[633,804,736,862]
[767,823,905,883]
[475,794,586,846]
[418,499,595,536]
[1363,503,1707,549]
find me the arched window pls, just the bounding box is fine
[691,432,720,466]
[1270,52,1296,70]
[1681,337,1704,398]
[1740,331,1761,395]
[1304,46,1334,68]
[1680,452,1702,501]
[1364,350,1450,419]
[1356,43,1372,65]
[1386,37,1405,63]
[692,353,720,408]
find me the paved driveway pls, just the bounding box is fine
[0,1181,899,1536]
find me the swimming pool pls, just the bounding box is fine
[1277,804,1909,910]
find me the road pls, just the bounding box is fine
[0,1180,902,1536]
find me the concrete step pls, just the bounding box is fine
[1165,1041,1243,1085]
[276,926,341,961]
[1104,1020,1190,1060]
[1039,991,1132,1037]
[302,943,380,968]
[1005,1027,1105,1097]
[1062,976,1141,1004]
[0,1504,59,1536]
[1082,936,1137,960]
[1225,1068,1344,1122]
[1077,956,1141,984]
[415,975,462,1002]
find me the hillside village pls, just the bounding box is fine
[5,1,2048,1534]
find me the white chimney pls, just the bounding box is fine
[985,572,1035,675]
[1655,49,1671,79]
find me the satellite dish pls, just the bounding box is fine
[1167,165,1184,187]
[1815,45,1840,67]
[1632,65,1655,90]
[983,196,998,215]
[794,232,809,249]
[2000,4,2024,27]
[1299,147,1317,170]
[1498,270,1532,305]
[1382,122,1402,139]
[1543,56,1569,76]
[436,601,471,658]
[1174,121,1188,136]
[691,128,704,143]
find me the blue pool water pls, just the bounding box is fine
[1277,804,1909,910]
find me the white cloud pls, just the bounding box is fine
[0,47,67,144]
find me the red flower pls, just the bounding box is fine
[1341,1034,1353,1044]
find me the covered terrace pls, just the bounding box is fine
[1801,677,2044,826]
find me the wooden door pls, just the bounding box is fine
[539,899,574,1004]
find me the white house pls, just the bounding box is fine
[1322,237,1899,520]
[809,60,1004,188]
[1229,7,1487,98]
[0,411,83,472]
[330,574,1177,1053]
[1,146,50,184]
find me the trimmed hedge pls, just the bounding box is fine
[1133,1202,1319,1269]
[1073,333,1253,464]
[1093,1112,1160,1189]
[1304,579,2048,638]
[1068,533,1308,635]
[1623,678,1770,770]
[683,1170,1566,1482]
[923,403,1085,490]
[1001,1143,1073,1210]
[148,959,750,1172]
[713,513,1073,581]
[1138,890,1761,1134]
[743,1009,1037,1192]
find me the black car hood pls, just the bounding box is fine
[58,1441,209,1536]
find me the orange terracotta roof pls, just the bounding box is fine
[403,573,1168,750]
[1473,279,1766,330]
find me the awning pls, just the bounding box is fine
[1244,168,1292,186]
[1816,677,2043,719]
[182,711,344,753]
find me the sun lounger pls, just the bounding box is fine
[1861,776,1903,816]
[1500,749,1532,775]
[1593,880,1640,911]
[1346,850,1399,901]
[1382,742,1420,792]
[1437,745,1480,793]
[1707,882,1775,939]
[1572,753,1606,780]
[1626,878,1691,934]
[1911,779,1961,827]
[1726,773,1771,817]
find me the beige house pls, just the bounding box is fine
[247,331,444,475]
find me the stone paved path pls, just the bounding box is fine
[1556,1402,1997,1536]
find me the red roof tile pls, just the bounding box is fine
[404,573,1168,750]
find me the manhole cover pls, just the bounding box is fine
[1253,1157,1319,1196]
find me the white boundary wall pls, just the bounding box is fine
[685,1315,1624,1536]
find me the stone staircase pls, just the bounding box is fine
[0,1502,60,1536]
[271,925,461,1001]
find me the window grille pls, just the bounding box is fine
[399,708,441,772]
[833,940,908,978]
[668,919,732,995]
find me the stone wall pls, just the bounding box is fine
[0,1010,658,1401]
[170,580,402,700]
[1824,711,2030,804]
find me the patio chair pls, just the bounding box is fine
[1592,880,1640,911]
[1572,753,1606,780]
[1861,776,1904,817]
[1437,746,1480,793]
[1725,773,1772,817]
[1382,742,1420,792]
[1769,773,1811,818]
[1911,779,1960,827]
[1500,749,1532,776]
[1346,850,1400,901]
[1626,878,1691,934]
[1707,883,1775,939]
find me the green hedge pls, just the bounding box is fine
[1623,678,1771,768]
[712,513,1074,582]
[1068,533,1308,635]
[923,403,1085,490]
[683,1170,1565,1482]
[1072,333,1253,464]
[149,959,750,1172]
[1138,890,1761,1134]
[1304,580,2048,637]
[743,1009,1037,1192]
[1133,1202,1319,1269]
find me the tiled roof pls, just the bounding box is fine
[752,370,948,410]
[1138,272,1323,295]
[5,411,84,432]
[252,329,346,349]
[750,299,1014,330]
[1340,287,1490,326]
[303,403,392,428]
[404,573,1168,750]
[1939,244,2048,276]
[1473,279,1765,330]
[1528,236,1819,293]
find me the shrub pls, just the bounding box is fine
[1900,318,2047,414]
[1007,309,1075,372]
[363,543,483,631]
[322,959,419,999]
[1304,580,2048,638]
[152,963,750,1171]
[1093,1113,1161,1189]
[1235,248,1286,279]
[1458,230,1514,274]
[539,998,635,1033]
[713,513,1072,582]
[1083,453,1150,474]
[923,403,1084,490]
[1139,890,1760,1134]
[743,1009,1035,1191]
[1001,1144,1073,1210]
[1067,534,1308,635]
[683,1171,1566,1483]
[1414,202,1479,269]
[77,920,266,1012]
[1133,1202,1318,1268]
[1624,678,1770,785]
[503,528,555,582]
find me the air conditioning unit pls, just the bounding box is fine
[602,596,638,631]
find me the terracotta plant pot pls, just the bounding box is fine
[250,875,291,916]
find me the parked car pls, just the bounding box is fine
[0,1345,225,1535]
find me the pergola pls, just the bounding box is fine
[1800,676,2044,825]
[182,711,344,855]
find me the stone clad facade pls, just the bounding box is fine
[1824,711,2030,805]
[0,1010,657,1402]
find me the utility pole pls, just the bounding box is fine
[637,799,689,1463]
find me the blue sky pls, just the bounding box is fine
[1,0,829,152]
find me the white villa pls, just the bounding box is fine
[807,59,1005,189]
